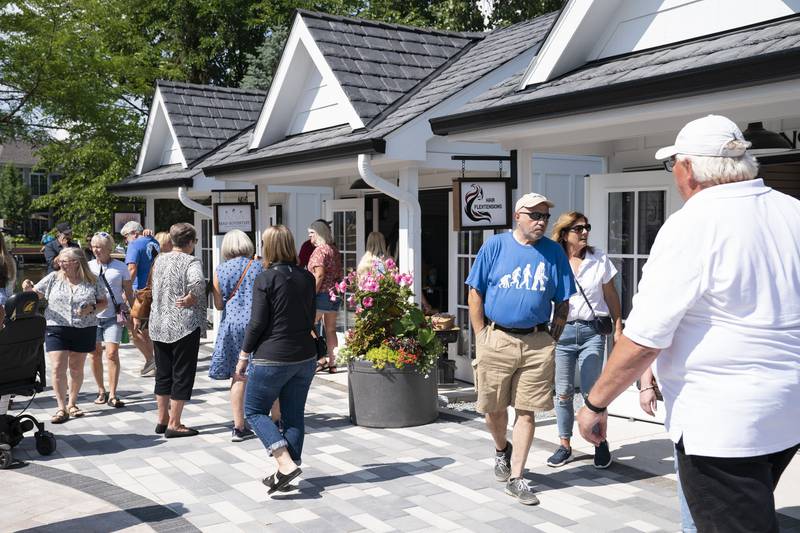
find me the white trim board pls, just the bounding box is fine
[135,87,188,175]
[249,14,364,150]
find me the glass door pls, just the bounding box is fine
[585,170,683,422]
[325,199,365,334]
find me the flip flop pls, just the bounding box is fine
[264,467,303,494]
[315,360,329,373]
[94,392,109,405]
[107,397,125,408]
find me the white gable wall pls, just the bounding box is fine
[287,58,347,135]
[135,88,187,174]
[521,0,800,88]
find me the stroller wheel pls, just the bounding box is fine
[0,447,12,469]
[35,431,56,456]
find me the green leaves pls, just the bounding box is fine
[0,165,32,229]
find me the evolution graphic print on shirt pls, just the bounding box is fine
[466,232,574,328]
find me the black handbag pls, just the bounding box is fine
[574,279,615,336]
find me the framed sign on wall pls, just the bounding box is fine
[113,212,142,233]
[452,178,512,231]
[213,203,255,235]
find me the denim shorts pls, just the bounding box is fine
[45,326,97,353]
[96,316,123,345]
[315,291,341,312]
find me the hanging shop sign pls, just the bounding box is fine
[113,212,143,233]
[452,178,512,231]
[214,203,255,235]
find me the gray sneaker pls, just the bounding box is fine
[140,360,156,377]
[494,442,513,482]
[505,477,540,505]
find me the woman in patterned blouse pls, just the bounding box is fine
[23,247,108,424]
[306,219,342,373]
[141,223,206,438]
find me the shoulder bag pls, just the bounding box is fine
[130,255,157,320]
[574,278,614,336]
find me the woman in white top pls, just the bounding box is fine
[356,231,388,277]
[23,247,108,424]
[546,211,622,469]
[88,232,134,408]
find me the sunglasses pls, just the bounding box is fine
[520,211,551,222]
[94,231,110,238]
[663,156,677,172]
[569,224,592,233]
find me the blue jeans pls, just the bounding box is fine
[244,357,316,462]
[554,321,605,439]
[675,450,698,532]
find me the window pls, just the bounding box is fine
[333,209,358,333]
[29,172,48,196]
[455,229,484,359]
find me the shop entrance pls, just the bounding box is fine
[363,189,450,314]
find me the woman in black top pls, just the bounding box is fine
[237,225,316,494]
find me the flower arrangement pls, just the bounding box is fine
[333,257,443,376]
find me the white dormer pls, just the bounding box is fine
[249,15,364,150]
[520,0,800,89]
[135,87,188,174]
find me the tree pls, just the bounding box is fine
[240,27,289,91]
[488,0,562,28]
[0,165,32,230]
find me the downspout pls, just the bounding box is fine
[357,154,421,228]
[177,186,213,218]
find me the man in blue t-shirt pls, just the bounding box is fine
[465,193,574,506]
[121,221,160,376]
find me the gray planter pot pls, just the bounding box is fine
[347,359,438,428]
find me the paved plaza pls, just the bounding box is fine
[6,343,800,532]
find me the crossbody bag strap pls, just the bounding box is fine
[226,259,253,304]
[143,253,157,291]
[573,277,599,321]
[99,266,120,312]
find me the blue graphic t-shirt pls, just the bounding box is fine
[125,236,160,290]
[465,232,574,328]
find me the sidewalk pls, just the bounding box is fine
[7,343,800,532]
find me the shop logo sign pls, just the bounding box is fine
[453,178,511,231]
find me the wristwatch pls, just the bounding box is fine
[584,396,607,414]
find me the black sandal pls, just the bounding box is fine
[315,360,329,373]
[107,396,125,408]
[263,467,303,494]
[94,392,109,405]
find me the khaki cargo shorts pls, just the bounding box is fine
[471,323,556,414]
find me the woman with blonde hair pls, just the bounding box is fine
[88,232,134,408]
[23,247,108,423]
[306,219,342,372]
[237,225,316,493]
[154,231,172,254]
[545,211,622,469]
[357,231,388,277]
[209,229,265,442]
[0,234,16,324]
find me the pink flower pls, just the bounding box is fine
[385,258,396,270]
[363,297,374,308]
[329,293,337,302]
[348,294,357,306]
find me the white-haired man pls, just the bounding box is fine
[121,221,159,376]
[577,115,800,532]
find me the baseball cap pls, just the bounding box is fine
[120,221,144,236]
[55,222,72,234]
[515,193,554,213]
[655,115,750,160]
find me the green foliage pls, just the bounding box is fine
[488,0,562,28]
[240,27,289,91]
[0,165,32,227]
[335,258,443,376]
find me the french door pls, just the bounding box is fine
[586,171,683,422]
[325,199,365,334]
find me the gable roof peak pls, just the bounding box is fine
[295,9,485,40]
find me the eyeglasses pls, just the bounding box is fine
[520,211,551,222]
[94,232,110,238]
[663,156,677,172]
[569,224,592,233]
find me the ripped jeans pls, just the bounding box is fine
[554,321,605,440]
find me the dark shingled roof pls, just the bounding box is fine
[157,80,266,163]
[431,14,800,133]
[205,12,556,174]
[299,9,482,123]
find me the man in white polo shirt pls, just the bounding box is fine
[576,115,800,532]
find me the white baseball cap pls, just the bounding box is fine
[655,115,750,160]
[515,193,554,213]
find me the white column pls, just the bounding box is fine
[256,184,270,253]
[398,167,421,302]
[145,196,155,231]
[516,148,534,197]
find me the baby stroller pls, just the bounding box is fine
[0,291,56,468]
